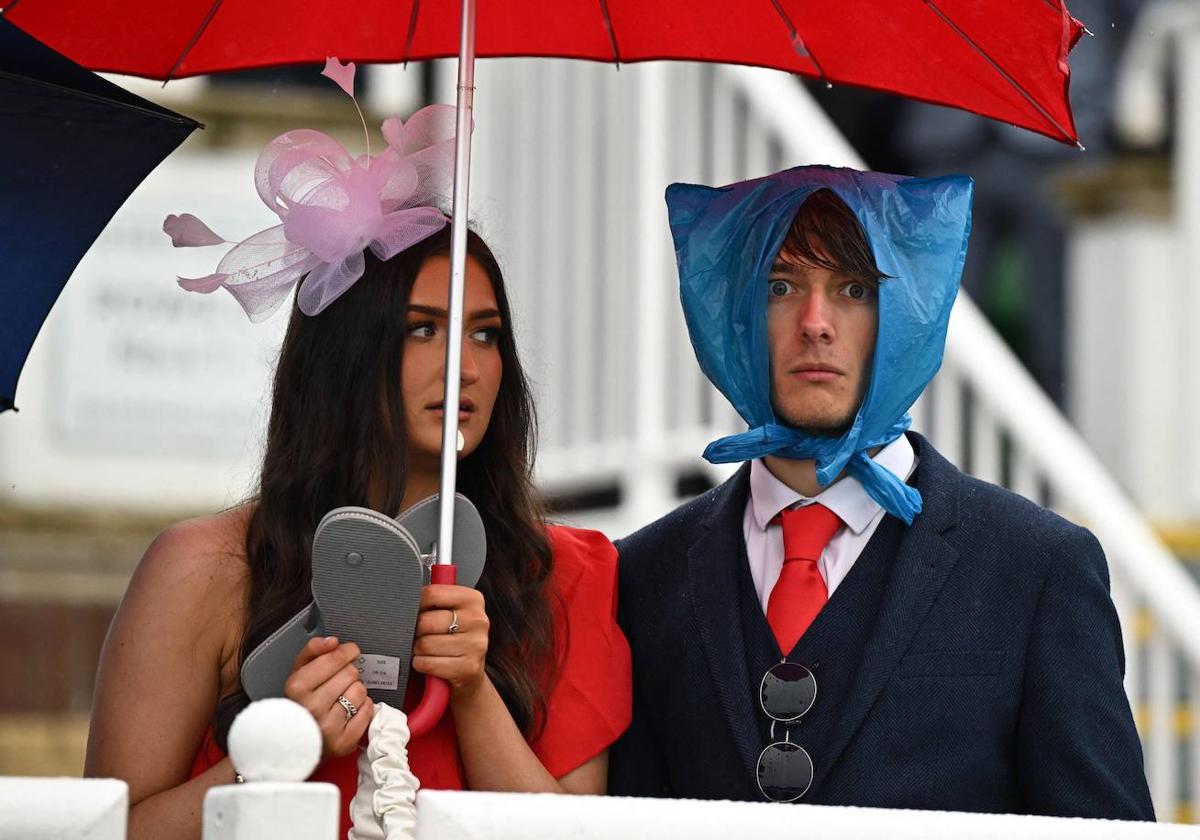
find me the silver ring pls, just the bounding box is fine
[337,694,358,720]
[448,609,460,635]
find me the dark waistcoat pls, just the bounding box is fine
[737,514,903,800]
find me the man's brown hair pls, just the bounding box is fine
[778,188,887,286]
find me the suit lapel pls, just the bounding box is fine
[686,465,762,781]
[812,433,962,788]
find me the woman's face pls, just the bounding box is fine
[402,253,504,472]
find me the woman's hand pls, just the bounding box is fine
[284,636,373,759]
[412,585,490,696]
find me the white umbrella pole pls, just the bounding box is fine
[409,0,476,740]
[435,0,477,569]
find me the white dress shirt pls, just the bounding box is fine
[742,434,917,613]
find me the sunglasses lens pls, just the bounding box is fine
[760,661,816,722]
[756,741,814,802]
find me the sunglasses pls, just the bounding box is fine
[756,660,817,802]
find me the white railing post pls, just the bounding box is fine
[1008,450,1040,505]
[969,402,1001,486]
[1177,28,1200,513]
[566,62,599,452]
[1110,570,1141,713]
[931,372,964,469]
[626,62,675,522]
[600,64,634,459]
[1190,673,1200,823]
[204,699,338,840]
[1148,630,1179,820]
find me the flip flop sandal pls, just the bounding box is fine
[309,507,423,708]
[394,492,488,588]
[240,495,488,702]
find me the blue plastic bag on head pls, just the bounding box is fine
[667,165,973,524]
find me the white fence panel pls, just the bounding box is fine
[414,790,1196,839]
[0,777,127,840]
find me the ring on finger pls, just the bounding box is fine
[448,609,460,635]
[337,694,358,720]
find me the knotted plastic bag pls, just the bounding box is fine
[667,166,973,523]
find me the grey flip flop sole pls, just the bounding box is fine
[395,493,488,587]
[309,507,423,708]
[240,494,488,702]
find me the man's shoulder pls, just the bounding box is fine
[915,435,1103,571]
[955,469,1089,543]
[616,470,743,560]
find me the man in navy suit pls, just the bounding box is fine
[609,167,1153,819]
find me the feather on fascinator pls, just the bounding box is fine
[163,58,459,321]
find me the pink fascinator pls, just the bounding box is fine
[164,58,459,321]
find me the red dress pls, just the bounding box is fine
[190,525,632,838]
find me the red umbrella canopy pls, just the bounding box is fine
[6,0,1084,144]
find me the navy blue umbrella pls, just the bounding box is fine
[0,18,199,413]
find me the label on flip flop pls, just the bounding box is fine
[357,654,401,690]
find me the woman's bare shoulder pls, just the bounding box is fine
[130,506,253,628]
[87,506,256,792]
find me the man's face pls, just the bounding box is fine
[766,244,879,435]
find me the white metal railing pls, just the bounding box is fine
[455,59,1200,822]
[9,774,1200,840]
[414,790,1197,840]
[0,777,127,838]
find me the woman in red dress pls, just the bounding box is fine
[84,226,632,839]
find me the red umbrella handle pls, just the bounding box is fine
[407,563,457,737]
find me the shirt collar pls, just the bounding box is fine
[748,434,917,535]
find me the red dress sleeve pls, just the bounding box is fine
[530,525,633,778]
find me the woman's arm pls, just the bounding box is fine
[413,585,607,794]
[87,513,377,840]
[449,675,607,794]
[85,515,248,840]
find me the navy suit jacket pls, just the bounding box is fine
[609,433,1154,819]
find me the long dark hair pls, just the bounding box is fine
[214,228,555,746]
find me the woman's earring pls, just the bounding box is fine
[456,430,465,452]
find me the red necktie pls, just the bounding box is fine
[766,503,842,654]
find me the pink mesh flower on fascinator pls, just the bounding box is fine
[163,58,459,321]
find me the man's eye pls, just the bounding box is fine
[769,280,791,297]
[843,282,872,300]
[407,323,436,338]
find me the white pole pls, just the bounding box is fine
[436,0,477,567]
[1177,28,1200,513]
[627,62,674,525]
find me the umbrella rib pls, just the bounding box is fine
[923,0,1077,145]
[164,0,226,83]
[403,0,422,68]
[597,0,623,66]
[0,69,202,126]
[767,0,827,80]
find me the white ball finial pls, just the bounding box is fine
[227,698,322,782]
